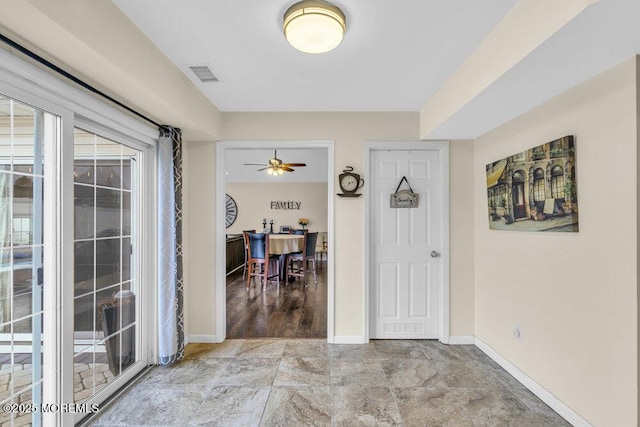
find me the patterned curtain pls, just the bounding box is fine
[157,126,184,365]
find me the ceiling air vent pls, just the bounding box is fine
[188,65,218,83]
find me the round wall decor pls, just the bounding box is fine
[226,194,238,228]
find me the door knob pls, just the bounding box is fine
[430,251,440,258]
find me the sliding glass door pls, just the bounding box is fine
[0,79,154,424]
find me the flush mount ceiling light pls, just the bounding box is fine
[283,0,346,54]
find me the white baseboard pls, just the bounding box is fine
[448,335,475,345]
[474,338,591,427]
[187,335,219,343]
[331,335,368,344]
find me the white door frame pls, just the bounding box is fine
[364,141,450,343]
[215,140,335,342]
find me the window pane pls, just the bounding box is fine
[96,162,121,190]
[551,174,565,199]
[96,137,122,189]
[74,130,95,185]
[74,293,94,333]
[96,188,121,237]
[0,98,11,172]
[0,248,11,327]
[13,174,33,246]
[11,102,43,176]
[12,247,32,324]
[74,184,95,240]
[122,159,132,191]
[74,161,95,185]
[74,240,94,296]
[533,179,545,202]
[122,237,131,282]
[122,191,131,236]
[96,237,120,290]
[0,172,10,248]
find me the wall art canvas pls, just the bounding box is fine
[486,135,578,232]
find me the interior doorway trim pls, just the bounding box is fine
[215,140,335,342]
[364,141,450,343]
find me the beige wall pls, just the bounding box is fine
[226,183,328,235]
[182,112,475,339]
[449,141,475,337]
[182,112,476,342]
[191,112,419,338]
[474,57,638,425]
[182,141,217,338]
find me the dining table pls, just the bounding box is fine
[268,234,304,280]
[269,234,304,255]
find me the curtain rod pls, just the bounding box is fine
[0,32,161,129]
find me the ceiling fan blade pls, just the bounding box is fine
[245,150,304,172]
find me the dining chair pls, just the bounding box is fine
[286,231,318,285]
[241,229,256,280]
[316,231,328,267]
[244,232,280,291]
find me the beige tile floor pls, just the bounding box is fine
[90,339,570,426]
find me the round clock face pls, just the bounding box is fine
[225,194,238,228]
[340,174,359,192]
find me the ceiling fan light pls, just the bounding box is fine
[283,0,346,54]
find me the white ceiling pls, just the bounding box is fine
[112,0,518,112]
[113,0,640,140]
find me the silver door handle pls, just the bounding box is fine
[430,251,440,258]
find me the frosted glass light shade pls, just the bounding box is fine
[283,1,346,54]
[266,167,285,176]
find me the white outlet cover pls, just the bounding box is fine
[513,323,522,340]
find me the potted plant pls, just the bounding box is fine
[563,181,578,213]
[550,146,565,157]
[298,217,309,229]
[532,149,546,160]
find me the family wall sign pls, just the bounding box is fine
[270,201,302,210]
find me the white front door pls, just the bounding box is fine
[370,148,441,339]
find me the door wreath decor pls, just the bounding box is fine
[390,176,419,208]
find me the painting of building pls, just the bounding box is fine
[486,135,578,232]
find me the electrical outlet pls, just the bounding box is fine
[513,323,522,341]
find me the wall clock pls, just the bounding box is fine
[337,166,364,198]
[225,194,238,228]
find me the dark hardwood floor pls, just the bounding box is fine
[226,261,327,339]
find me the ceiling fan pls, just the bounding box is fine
[244,150,306,175]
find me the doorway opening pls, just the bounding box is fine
[215,141,334,341]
